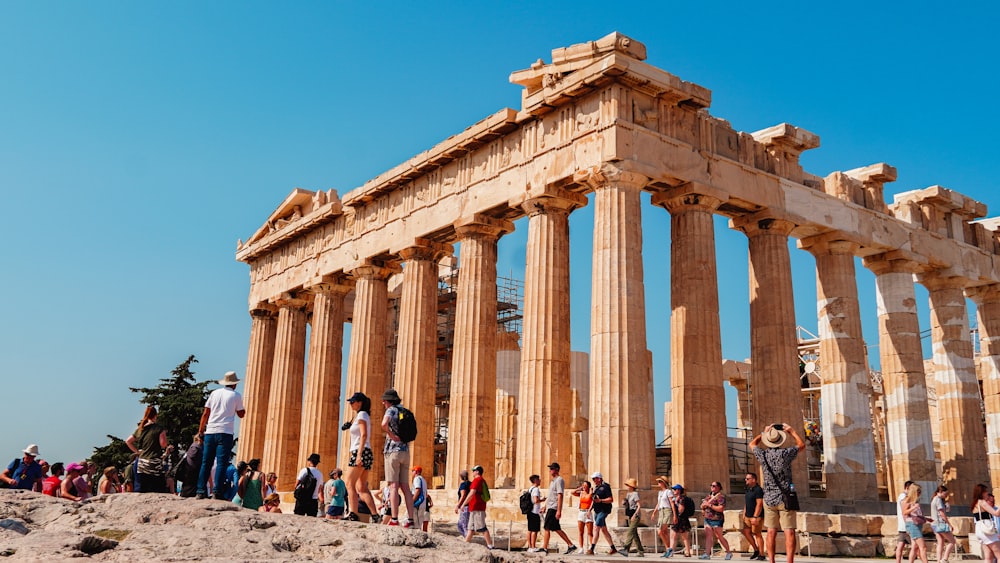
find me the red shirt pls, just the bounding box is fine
[42,476,61,496]
[469,476,486,511]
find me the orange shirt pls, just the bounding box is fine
[579,491,593,510]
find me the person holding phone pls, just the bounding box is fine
[749,423,805,563]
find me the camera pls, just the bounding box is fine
[772,423,784,431]
[341,422,352,431]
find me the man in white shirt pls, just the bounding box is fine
[196,371,245,499]
[895,480,914,563]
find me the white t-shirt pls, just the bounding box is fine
[296,467,323,500]
[547,476,565,511]
[657,488,674,510]
[350,412,371,451]
[896,492,907,532]
[204,387,244,434]
[530,485,542,515]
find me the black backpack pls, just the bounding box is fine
[294,468,316,501]
[390,406,418,443]
[519,490,534,514]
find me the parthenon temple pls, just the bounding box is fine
[235,32,999,506]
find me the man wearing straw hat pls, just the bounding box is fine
[750,423,806,563]
[196,371,245,499]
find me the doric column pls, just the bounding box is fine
[345,263,397,489]
[862,254,936,499]
[800,235,877,497]
[445,216,512,487]
[734,214,808,494]
[969,284,1000,491]
[238,305,277,462]
[921,273,989,505]
[579,165,654,488]
[651,185,728,489]
[262,295,308,491]
[394,240,451,479]
[298,278,352,473]
[515,190,586,481]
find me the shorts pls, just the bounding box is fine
[383,450,410,484]
[657,509,673,527]
[578,509,593,523]
[906,522,924,540]
[705,518,724,528]
[469,510,488,532]
[326,504,345,517]
[743,515,763,534]
[594,510,609,527]
[763,503,796,531]
[527,512,541,532]
[544,508,562,531]
[348,448,373,470]
[897,531,912,545]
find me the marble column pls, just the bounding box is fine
[922,273,989,505]
[800,236,877,497]
[445,216,511,487]
[735,215,808,494]
[581,166,654,488]
[969,285,1000,491]
[262,296,308,491]
[863,255,936,499]
[345,263,396,489]
[238,305,277,463]
[515,190,586,481]
[652,187,728,489]
[298,278,351,473]
[394,241,451,479]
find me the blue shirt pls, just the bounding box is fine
[6,458,42,490]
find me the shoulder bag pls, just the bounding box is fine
[761,454,799,511]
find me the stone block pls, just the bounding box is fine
[801,533,837,556]
[797,512,832,533]
[866,515,886,536]
[833,536,878,557]
[951,516,973,536]
[830,513,870,535]
[724,510,743,531]
[881,515,901,536]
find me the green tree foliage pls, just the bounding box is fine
[90,355,211,470]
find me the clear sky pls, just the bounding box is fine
[2,2,998,467]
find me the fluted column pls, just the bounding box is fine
[515,190,586,481]
[800,236,877,497]
[863,255,935,499]
[298,278,351,473]
[445,216,512,487]
[735,215,808,495]
[921,273,989,505]
[652,186,727,489]
[580,165,654,488]
[345,263,396,489]
[394,241,451,479]
[238,305,277,462]
[262,296,308,491]
[969,285,1000,491]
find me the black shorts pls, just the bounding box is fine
[544,508,561,531]
[348,448,373,471]
[527,512,541,532]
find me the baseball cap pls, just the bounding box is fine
[591,472,604,480]
[547,462,560,470]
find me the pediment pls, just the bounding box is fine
[237,188,343,258]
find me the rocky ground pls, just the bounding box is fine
[0,489,568,562]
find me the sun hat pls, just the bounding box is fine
[307,453,321,464]
[347,392,367,403]
[624,477,638,489]
[761,425,788,448]
[66,462,85,472]
[591,471,604,480]
[218,371,240,386]
[22,444,39,457]
[655,475,669,485]
[381,389,401,402]
[547,462,560,470]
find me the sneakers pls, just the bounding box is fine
[345,512,359,521]
[586,549,596,555]
[699,555,711,560]
[487,545,496,550]
[620,550,630,557]
[388,519,400,526]
[565,545,578,554]
[195,493,207,500]
[609,548,619,555]
[662,549,673,558]
[750,553,759,561]
[725,553,732,561]
[403,519,415,529]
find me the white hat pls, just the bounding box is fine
[591,472,603,480]
[23,444,40,457]
[761,426,788,448]
[218,371,241,386]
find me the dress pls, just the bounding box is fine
[241,472,264,511]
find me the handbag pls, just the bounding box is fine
[978,513,998,535]
[760,454,800,511]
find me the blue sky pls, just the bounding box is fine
[2,2,998,467]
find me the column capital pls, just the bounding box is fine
[917,271,969,291]
[305,275,354,296]
[347,261,400,282]
[573,163,649,192]
[270,293,309,310]
[454,214,515,241]
[862,250,928,275]
[250,303,278,318]
[397,238,453,263]
[520,187,588,218]
[797,232,861,256]
[731,212,796,238]
[650,182,726,213]
[966,283,1000,304]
